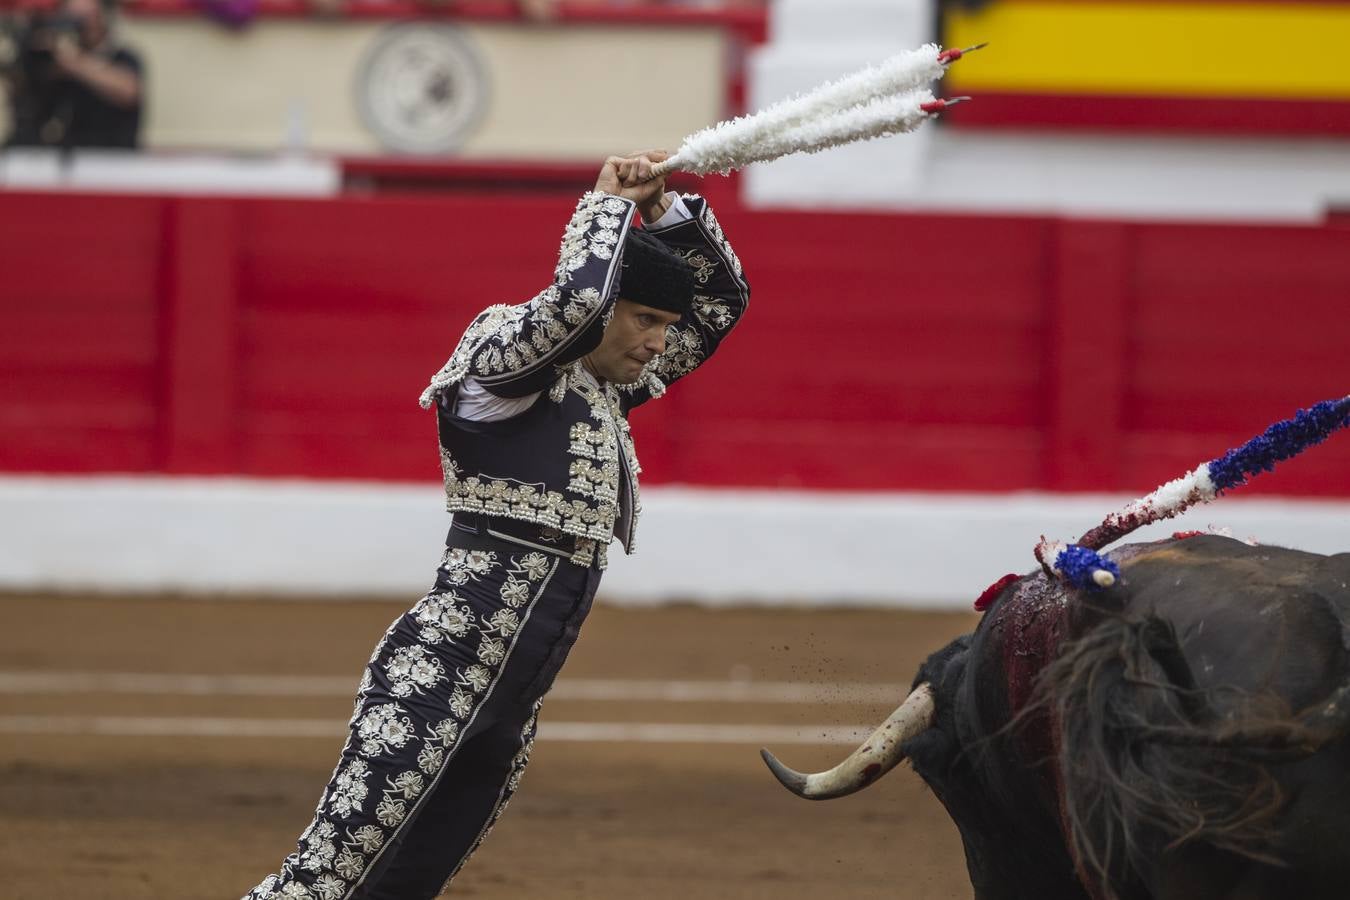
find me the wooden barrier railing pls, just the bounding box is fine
[2,189,1347,495]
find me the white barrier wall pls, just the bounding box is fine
[0,148,340,195]
[2,476,1346,607]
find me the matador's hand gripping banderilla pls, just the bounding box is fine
[647,43,985,179]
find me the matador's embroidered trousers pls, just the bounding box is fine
[245,516,602,900]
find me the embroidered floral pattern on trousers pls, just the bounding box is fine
[243,536,596,900]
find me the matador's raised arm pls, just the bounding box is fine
[419,191,640,406]
[619,194,751,411]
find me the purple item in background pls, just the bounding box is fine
[197,0,259,28]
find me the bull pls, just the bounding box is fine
[763,534,1350,900]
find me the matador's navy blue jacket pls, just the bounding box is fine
[418,192,751,566]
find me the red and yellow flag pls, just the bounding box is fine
[943,1,1350,134]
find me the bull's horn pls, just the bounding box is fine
[760,682,936,800]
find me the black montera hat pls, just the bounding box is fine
[618,230,695,315]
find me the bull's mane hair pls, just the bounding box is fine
[1030,612,1350,900]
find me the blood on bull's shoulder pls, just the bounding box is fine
[764,534,1350,900]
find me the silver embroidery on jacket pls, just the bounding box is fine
[423,193,746,565]
[418,193,629,410]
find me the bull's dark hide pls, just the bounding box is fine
[903,535,1350,900]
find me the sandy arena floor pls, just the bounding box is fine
[0,593,981,899]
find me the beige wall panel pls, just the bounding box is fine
[118,19,726,157]
[464,25,724,159]
[121,20,384,152]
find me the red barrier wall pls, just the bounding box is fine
[3,190,1348,496]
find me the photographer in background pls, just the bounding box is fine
[5,0,143,149]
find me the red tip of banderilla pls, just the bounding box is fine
[921,97,971,114]
[937,42,989,65]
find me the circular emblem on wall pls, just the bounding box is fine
[356,24,490,154]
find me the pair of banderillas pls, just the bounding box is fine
[644,53,1350,596]
[648,43,983,179]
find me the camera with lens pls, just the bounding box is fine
[20,13,85,75]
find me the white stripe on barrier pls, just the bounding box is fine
[4,476,1347,605]
[0,671,909,704]
[0,715,872,745]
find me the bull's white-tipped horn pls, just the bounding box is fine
[761,683,936,800]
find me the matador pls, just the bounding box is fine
[245,151,751,900]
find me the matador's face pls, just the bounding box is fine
[585,299,681,385]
